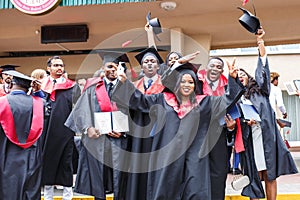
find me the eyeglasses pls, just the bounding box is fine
[52,64,65,67]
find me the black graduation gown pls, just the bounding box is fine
[112,75,244,200]
[65,81,128,200]
[0,94,45,200]
[42,84,81,186]
[239,57,298,198]
[122,109,156,200]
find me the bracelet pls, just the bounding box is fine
[257,40,264,45]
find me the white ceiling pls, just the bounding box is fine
[1,0,300,56]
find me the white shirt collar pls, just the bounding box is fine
[144,74,158,86]
[206,78,219,91]
[104,77,118,85]
[50,76,65,84]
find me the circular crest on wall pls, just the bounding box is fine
[10,0,61,15]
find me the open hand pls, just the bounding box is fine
[178,51,200,64]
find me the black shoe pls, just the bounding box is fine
[232,168,242,175]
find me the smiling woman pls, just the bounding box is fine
[111,59,243,199]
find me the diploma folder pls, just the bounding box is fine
[239,104,261,122]
[277,119,292,128]
[219,104,241,125]
[284,80,300,95]
[94,111,129,134]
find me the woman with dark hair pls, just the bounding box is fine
[235,28,297,200]
[166,51,183,68]
[112,60,244,199]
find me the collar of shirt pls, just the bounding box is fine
[144,74,158,86]
[104,77,118,86]
[10,89,27,95]
[50,76,65,84]
[206,78,219,91]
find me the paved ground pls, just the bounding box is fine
[46,146,300,200]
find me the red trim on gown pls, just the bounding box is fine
[0,96,44,148]
[41,77,76,101]
[163,92,206,119]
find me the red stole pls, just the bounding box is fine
[0,84,7,97]
[0,96,44,148]
[95,81,118,112]
[197,69,228,96]
[197,70,245,152]
[234,118,245,153]
[164,92,206,119]
[41,77,75,101]
[134,76,165,94]
[82,77,101,93]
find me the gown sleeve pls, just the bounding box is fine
[255,56,271,96]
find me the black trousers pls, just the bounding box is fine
[209,131,228,200]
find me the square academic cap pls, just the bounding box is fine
[97,50,130,65]
[146,11,162,35]
[4,70,32,83]
[135,46,164,65]
[0,64,20,73]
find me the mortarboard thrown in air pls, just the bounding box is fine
[135,46,164,65]
[3,70,32,89]
[0,64,20,74]
[97,50,137,78]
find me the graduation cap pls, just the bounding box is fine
[146,11,162,35]
[4,70,32,89]
[97,50,137,78]
[0,64,20,73]
[237,7,260,34]
[161,62,202,95]
[135,46,164,65]
[121,12,162,48]
[98,50,129,65]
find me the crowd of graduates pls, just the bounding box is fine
[0,25,298,200]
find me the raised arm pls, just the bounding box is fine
[255,27,271,95]
[145,22,156,49]
[256,28,266,57]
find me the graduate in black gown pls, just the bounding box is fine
[236,28,298,199]
[65,51,130,200]
[41,56,81,200]
[112,61,244,199]
[0,70,46,200]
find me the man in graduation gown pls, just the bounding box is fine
[65,51,129,200]
[133,46,165,94]
[123,47,165,200]
[0,64,20,96]
[197,57,236,200]
[0,70,45,200]
[41,56,81,200]
[112,61,245,199]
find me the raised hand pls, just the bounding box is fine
[226,57,238,79]
[178,51,200,64]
